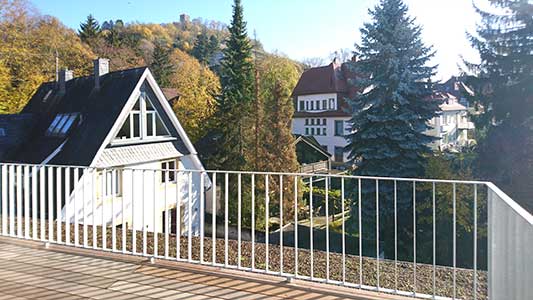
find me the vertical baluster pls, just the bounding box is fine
[224,172,229,267]
[358,178,362,288]
[142,170,147,256]
[279,175,283,275]
[188,171,192,262]
[341,177,346,284]
[326,176,330,282]
[40,166,45,241]
[74,168,79,246]
[122,169,126,254]
[112,169,116,251]
[176,170,181,260]
[413,181,417,297]
[237,173,242,269]
[9,165,15,237]
[211,172,216,265]
[164,169,169,259]
[265,174,269,272]
[56,167,61,243]
[153,170,158,258]
[92,169,96,249]
[82,169,87,248]
[132,169,136,254]
[453,182,457,300]
[376,179,379,291]
[200,172,205,264]
[24,165,30,239]
[294,175,298,277]
[32,166,38,240]
[251,174,255,270]
[394,180,398,293]
[47,167,53,241]
[473,184,478,300]
[102,169,106,249]
[65,167,70,245]
[17,165,22,237]
[309,176,313,279]
[432,182,436,299]
[1,165,7,236]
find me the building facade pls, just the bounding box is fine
[0,58,208,235]
[427,92,476,151]
[291,60,352,163]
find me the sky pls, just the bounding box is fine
[32,0,483,81]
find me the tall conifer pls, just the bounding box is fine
[345,0,439,256]
[216,0,255,170]
[467,0,533,211]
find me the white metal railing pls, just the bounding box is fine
[0,162,531,300]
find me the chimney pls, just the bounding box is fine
[93,58,109,89]
[58,68,74,94]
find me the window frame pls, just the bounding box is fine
[102,169,122,197]
[113,90,171,143]
[334,120,344,136]
[161,159,177,183]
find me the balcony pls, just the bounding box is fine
[0,163,531,299]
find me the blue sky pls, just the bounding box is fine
[32,0,482,81]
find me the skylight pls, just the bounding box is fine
[46,113,79,137]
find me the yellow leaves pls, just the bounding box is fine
[0,1,95,113]
[167,49,220,143]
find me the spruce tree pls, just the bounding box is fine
[151,42,174,87]
[191,31,209,64]
[78,14,101,42]
[345,0,439,257]
[467,0,533,211]
[216,0,255,170]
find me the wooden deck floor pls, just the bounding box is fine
[0,237,409,300]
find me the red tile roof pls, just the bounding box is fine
[292,62,348,96]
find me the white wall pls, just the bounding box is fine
[61,155,206,236]
[296,93,338,112]
[292,116,351,162]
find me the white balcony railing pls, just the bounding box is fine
[0,162,531,299]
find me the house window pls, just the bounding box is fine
[329,98,335,110]
[306,101,309,110]
[103,170,122,197]
[322,118,327,125]
[322,128,327,136]
[299,101,305,111]
[311,128,315,135]
[315,100,320,110]
[305,128,309,135]
[115,91,170,141]
[305,119,309,125]
[311,119,315,125]
[46,113,79,137]
[161,160,177,183]
[322,99,327,110]
[334,146,344,162]
[321,145,328,152]
[310,101,314,110]
[335,120,344,136]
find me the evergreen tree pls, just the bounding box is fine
[345,0,439,257]
[150,42,174,87]
[467,0,533,211]
[78,14,101,42]
[215,0,255,170]
[191,31,210,64]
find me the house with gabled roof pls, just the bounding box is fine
[291,59,353,164]
[0,58,207,234]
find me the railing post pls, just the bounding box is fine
[488,183,533,300]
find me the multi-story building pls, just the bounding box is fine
[291,60,352,163]
[427,92,476,151]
